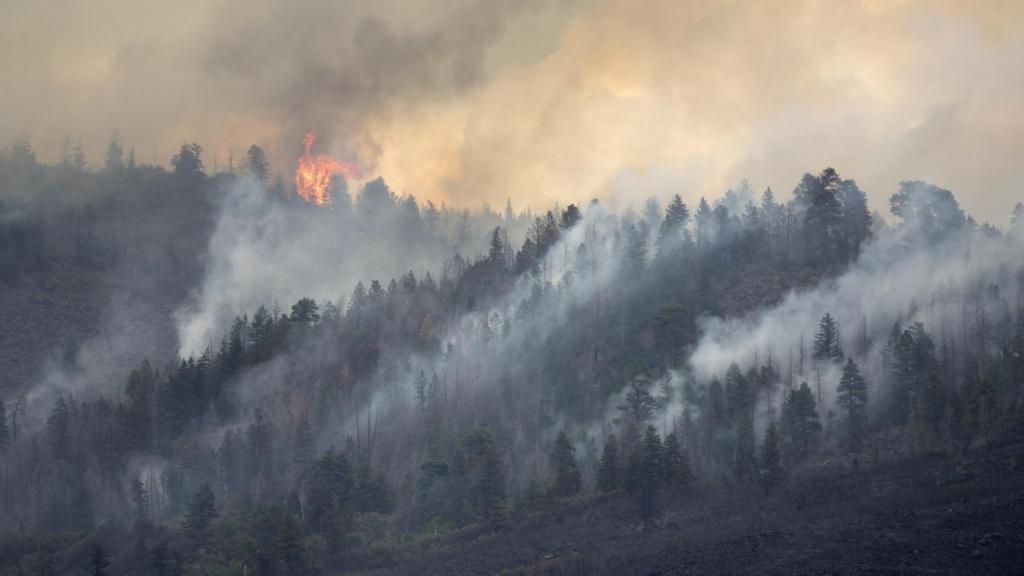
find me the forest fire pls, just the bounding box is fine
[294,131,361,207]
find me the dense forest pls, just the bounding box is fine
[1,134,1024,575]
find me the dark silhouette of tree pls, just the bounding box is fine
[661,432,691,487]
[839,179,871,262]
[890,181,965,243]
[782,383,821,456]
[0,399,8,455]
[813,313,844,364]
[549,430,582,497]
[171,143,204,177]
[104,130,124,172]
[46,397,72,461]
[245,144,271,185]
[732,413,757,483]
[185,484,217,539]
[87,544,109,576]
[597,434,622,493]
[637,425,663,524]
[289,297,321,325]
[836,358,868,451]
[758,421,784,493]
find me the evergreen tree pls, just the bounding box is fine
[597,434,622,493]
[661,432,691,487]
[782,383,821,456]
[292,417,315,474]
[87,545,109,576]
[638,426,662,523]
[304,451,354,534]
[724,363,750,420]
[290,297,321,325]
[695,197,713,248]
[801,168,843,264]
[549,430,582,497]
[758,422,784,493]
[836,358,869,451]
[732,414,757,483]
[130,478,148,523]
[0,399,8,455]
[47,397,72,461]
[480,450,508,524]
[245,144,271,185]
[657,194,690,254]
[839,179,871,262]
[170,143,204,177]
[185,484,217,539]
[813,313,844,364]
[104,131,123,172]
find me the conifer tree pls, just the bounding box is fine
[292,417,315,474]
[661,432,690,487]
[88,545,109,576]
[185,484,217,539]
[758,422,785,493]
[782,383,821,456]
[638,426,663,523]
[836,358,869,451]
[0,399,8,455]
[732,414,757,483]
[597,434,622,493]
[550,430,582,497]
[813,313,844,364]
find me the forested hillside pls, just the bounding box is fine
[1,138,1024,575]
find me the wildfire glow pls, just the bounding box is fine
[294,131,361,207]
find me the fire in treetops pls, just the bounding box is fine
[294,131,361,207]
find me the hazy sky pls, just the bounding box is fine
[2,0,1021,223]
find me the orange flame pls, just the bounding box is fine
[295,131,361,207]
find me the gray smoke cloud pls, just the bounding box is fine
[689,227,1024,414]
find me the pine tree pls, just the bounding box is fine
[130,478,148,523]
[839,179,871,262]
[638,426,663,523]
[657,194,690,254]
[185,484,217,539]
[802,167,843,264]
[88,544,110,576]
[758,422,785,493]
[813,313,844,364]
[661,432,690,487]
[47,397,72,461]
[0,399,9,455]
[245,144,270,185]
[549,430,582,497]
[597,434,622,493]
[480,450,508,525]
[293,417,315,474]
[732,414,757,483]
[104,131,124,172]
[782,383,821,456]
[836,358,869,452]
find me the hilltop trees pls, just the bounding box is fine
[3,148,1024,574]
[245,144,271,185]
[104,131,124,172]
[171,143,204,177]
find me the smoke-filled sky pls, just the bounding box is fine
[2,0,1021,222]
